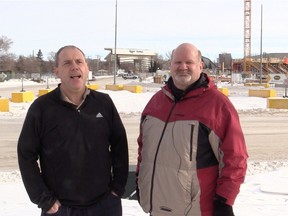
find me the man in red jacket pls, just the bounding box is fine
[136,43,248,216]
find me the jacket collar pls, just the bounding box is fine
[163,73,213,101]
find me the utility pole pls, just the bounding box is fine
[113,0,118,85]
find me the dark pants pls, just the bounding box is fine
[41,193,122,216]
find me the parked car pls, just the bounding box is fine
[122,73,139,80]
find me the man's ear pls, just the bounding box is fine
[200,61,204,70]
[54,67,60,78]
[168,59,172,69]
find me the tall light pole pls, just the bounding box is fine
[20,71,26,92]
[113,0,118,84]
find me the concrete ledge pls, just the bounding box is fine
[248,89,277,98]
[87,84,99,90]
[123,85,142,93]
[11,91,35,103]
[38,89,52,96]
[245,83,270,88]
[218,87,229,96]
[105,84,123,91]
[267,97,288,109]
[0,97,9,112]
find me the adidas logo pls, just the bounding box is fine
[96,112,103,118]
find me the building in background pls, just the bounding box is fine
[104,48,157,74]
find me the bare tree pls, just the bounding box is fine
[0,36,16,71]
[0,54,16,71]
[15,55,41,73]
[0,35,13,54]
[47,52,56,63]
[165,51,172,60]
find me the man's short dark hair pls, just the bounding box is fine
[55,45,85,66]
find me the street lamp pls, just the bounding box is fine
[113,0,118,85]
[46,75,50,89]
[20,72,26,92]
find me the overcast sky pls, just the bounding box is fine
[1,0,287,61]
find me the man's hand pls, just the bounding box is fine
[111,191,118,197]
[213,199,234,216]
[46,200,61,214]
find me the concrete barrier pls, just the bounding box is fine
[11,91,35,103]
[38,89,52,96]
[267,97,288,109]
[0,97,9,112]
[248,89,277,98]
[123,85,142,93]
[218,87,229,96]
[87,84,99,90]
[105,84,123,91]
[244,83,270,88]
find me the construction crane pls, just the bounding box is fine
[244,0,251,73]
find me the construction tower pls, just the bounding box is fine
[244,0,252,73]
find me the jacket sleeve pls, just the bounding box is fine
[109,98,129,197]
[17,105,57,212]
[214,99,248,206]
[136,115,145,203]
[136,113,148,175]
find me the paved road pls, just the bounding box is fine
[1,77,288,171]
[1,113,288,171]
[240,114,288,161]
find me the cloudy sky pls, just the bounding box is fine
[1,0,287,61]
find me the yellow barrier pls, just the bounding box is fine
[218,87,229,96]
[87,84,99,90]
[11,91,35,103]
[244,83,270,88]
[123,85,142,93]
[267,97,288,109]
[105,84,123,91]
[248,89,277,98]
[0,97,9,112]
[38,89,52,96]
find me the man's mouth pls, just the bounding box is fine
[70,75,81,79]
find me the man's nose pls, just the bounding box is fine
[179,62,188,69]
[71,61,79,70]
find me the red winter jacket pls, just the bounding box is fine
[137,74,248,216]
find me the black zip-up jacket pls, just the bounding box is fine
[17,86,129,211]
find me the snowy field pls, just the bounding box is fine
[0,78,288,216]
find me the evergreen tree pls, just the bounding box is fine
[36,49,43,61]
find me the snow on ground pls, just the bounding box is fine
[1,78,288,215]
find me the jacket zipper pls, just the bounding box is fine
[190,125,194,161]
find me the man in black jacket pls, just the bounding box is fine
[17,45,129,215]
